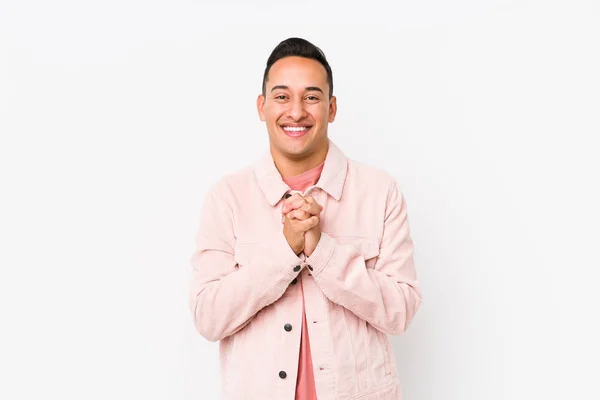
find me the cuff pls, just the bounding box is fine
[257,231,305,277]
[305,232,337,276]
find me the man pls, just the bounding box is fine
[189,37,422,400]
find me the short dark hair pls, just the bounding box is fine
[262,37,334,98]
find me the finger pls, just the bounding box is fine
[283,193,303,205]
[299,202,322,216]
[297,215,319,231]
[287,209,311,221]
[282,197,308,214]
[304,196,321,207]
[308,202,323,215]
[303,196,323,212]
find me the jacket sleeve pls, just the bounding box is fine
[307,179,422,335]
[188,180,303,342]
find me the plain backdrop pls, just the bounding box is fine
[1,0,599,399]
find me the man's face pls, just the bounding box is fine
[257,56,337,160]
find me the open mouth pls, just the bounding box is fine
[280,125,312,138]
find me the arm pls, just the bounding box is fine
[188,180,303,342]
[307,180,422,335]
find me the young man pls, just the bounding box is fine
[189,37,422,400]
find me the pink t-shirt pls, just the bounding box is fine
[282,160,324,400]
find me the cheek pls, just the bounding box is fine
[311,106,330,122]
[263,106,284,123]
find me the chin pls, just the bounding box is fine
[283,143,310,157]
[269,127,325,159]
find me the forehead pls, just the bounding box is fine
[266,56,328,91]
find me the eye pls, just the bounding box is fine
[274,94,288,100]
[305,95,319,101]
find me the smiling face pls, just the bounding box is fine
[257,56,337,164]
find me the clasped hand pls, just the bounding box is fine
[282,193,323,257]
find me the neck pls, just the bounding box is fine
[271,140,329,178]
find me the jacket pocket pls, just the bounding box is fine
[326,234,380,268]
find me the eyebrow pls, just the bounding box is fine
[270,85,324,94]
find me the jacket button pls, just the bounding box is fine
[307,265,313,271]
[293,265,301,272]
[284,323,292,332]
[279,370,287,379]
[290,278,297,285]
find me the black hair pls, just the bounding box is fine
[261,37,333,98]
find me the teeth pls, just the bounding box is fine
[283,126,308,132]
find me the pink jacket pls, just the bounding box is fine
[189,140,422,400]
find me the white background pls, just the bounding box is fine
[1,0,599,399]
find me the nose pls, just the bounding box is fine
[286,98,307,121]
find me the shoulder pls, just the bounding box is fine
[204,164,256,202]
[346,158,399,194]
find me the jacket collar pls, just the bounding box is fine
[254,139,348,206]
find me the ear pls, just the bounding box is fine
[256,94,266,121]
[328,95,337,123]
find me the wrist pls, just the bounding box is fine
[304,230,321,257]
